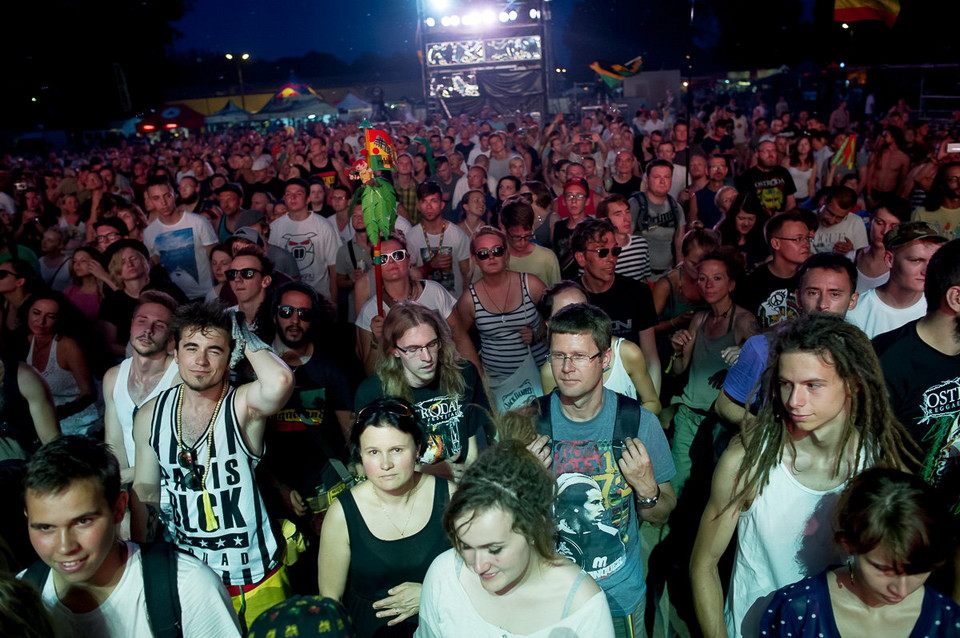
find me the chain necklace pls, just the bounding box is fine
[481,274,513,324]
[372,474,423,537]
[176,380,229,532]
[422,221,447,255]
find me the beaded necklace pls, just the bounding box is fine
[422,221,447,255]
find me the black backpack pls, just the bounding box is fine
[22,542,183,638]
[533,390,639,462]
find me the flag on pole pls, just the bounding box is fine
[831,134,858,170]
[834,0,900,28]
[365,129,397,171]
[590,57,643,89]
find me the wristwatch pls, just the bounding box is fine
[635,485,661,509]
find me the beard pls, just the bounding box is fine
[179,192,199,205]
[279,325,308,349]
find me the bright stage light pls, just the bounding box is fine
[425,17,435,27]
[430,0,448,10]
[441,15,450,26]
[499,11,509,22]
[482,9,496,24]
[529,8,540,19]
[508,10,517,20]
[449,14,460,25]
[463,12,477,25]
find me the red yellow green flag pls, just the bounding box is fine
[834,0,900,28]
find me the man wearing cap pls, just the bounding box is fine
[216,182,247,241]
[142,176,218,301]
[269,178,342,306]
[846,221,947,339]
[233,209,300,280]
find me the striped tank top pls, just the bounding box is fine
[470,272,548,380]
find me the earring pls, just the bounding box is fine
[847,555,855,583]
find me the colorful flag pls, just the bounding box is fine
[590,57,643,89]
[365,129,397,171]
[831,134,858,170]
[834,0,900,28]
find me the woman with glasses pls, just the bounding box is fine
[667,247,756,496]
[354,232,479,376]
[355,301,490,482]
[763,468,958,637]
[455,226,548,383]
[318,397,453,638]
[416,439,614,638]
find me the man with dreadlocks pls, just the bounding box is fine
[690,314,915,638]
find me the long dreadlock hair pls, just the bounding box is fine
[729,314,917,510]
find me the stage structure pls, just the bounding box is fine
[416,0,549,117]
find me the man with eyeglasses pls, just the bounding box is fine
[573,218,661,394]
[527,303,676,637]
[736,209,814,328]
[131,301,295,628]
[93,217,128,250]
[736,140,797,216]
[261,282,353,561]
[811,186,868,258]
[501,198,561,287]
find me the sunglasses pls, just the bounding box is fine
[356,399,417,425]
[277,305,314,321]
[0,271,14,280]
[177,449,204,491]
[225,268,263,281]
[583,247,623,258]
[475,245,506,260]
[372,249,407,265]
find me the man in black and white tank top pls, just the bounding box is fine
[130,301,295,627]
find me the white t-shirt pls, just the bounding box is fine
[407,222,471,298]
[143,212,218,300]
[811,213,868,258]
[416,549,614,638]
[846,287,926,339]
[25,542,241,638]
[354,279,456,332]
[269,213,343,298]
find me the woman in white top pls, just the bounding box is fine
[416,439,614,638]
[537,280,660,414]
[783,135,817,202]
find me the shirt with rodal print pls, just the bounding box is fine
[548,389,675,616]
[354,361,491,465]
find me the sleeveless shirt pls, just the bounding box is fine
[113,357,180,467]
[603,338,636,399]
[27,337,100,435]
[469,273,548,380]
[149,385,282,587]
[339,478,450,638]
[680,310,737,410]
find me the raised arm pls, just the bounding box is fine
[235,343,295,456]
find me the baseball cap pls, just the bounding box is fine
[563,178,589,194]
[883,221,947,251]
[235,208,266,229]
[247,596,356,638]
[252,155,272,171]
[231,226,265,247]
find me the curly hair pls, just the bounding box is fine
[730,314,916,510]
[442,439,558,561]
[376,300,464,401]
[169,300,234,352]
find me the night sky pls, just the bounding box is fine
[172,0,574,63]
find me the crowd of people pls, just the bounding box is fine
[0,91,959,637]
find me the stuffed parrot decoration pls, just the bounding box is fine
[349,121,399,317]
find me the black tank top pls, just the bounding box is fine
[339,478,450,638]
[0,358,34,453]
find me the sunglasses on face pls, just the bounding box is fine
[177,449,204,491]
[225,268,263,281]
[0,271,14,280]
[475,245,506,260]
[583,246,623,259]
[277,305,314,321]
[373,249,407,265]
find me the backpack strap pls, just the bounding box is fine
[612,393,640,453]
[630,191,650,233]
[141,542,183,638]
[346,240,358,270]
[534,392,554,439]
